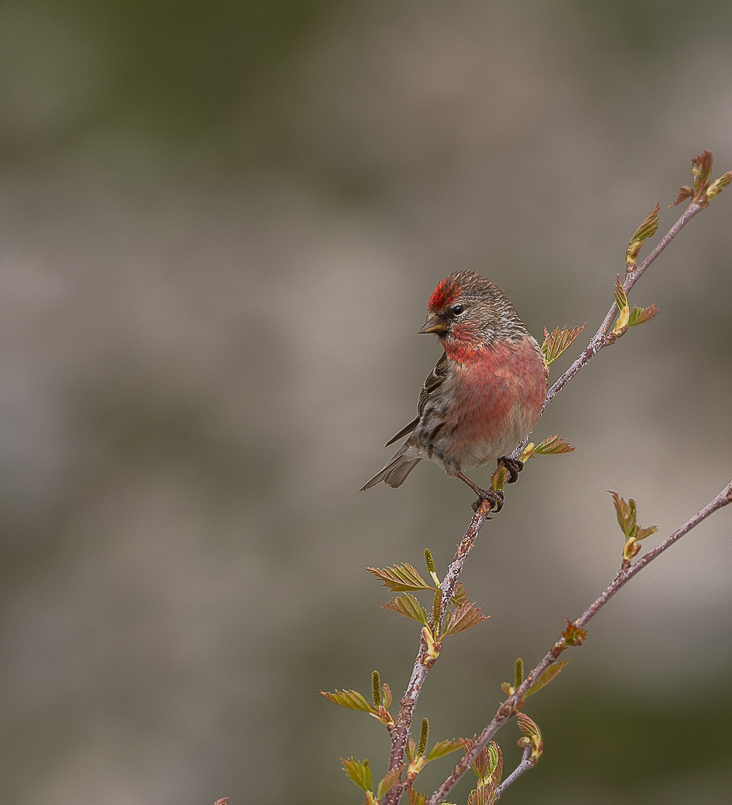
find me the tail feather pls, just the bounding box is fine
[360,453,422,491]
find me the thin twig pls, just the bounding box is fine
[495,745,534,799]
[543,201,701,410]
[429,482,732,804]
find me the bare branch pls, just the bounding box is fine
[494,745,534,800]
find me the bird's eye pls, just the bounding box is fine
[451,304,465,315]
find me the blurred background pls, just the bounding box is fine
[1,1,731,803]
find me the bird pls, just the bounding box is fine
[360,270,547,509]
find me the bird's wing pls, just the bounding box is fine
[384,351,449,447]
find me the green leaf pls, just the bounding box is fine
[635,524,658,541]
[562,619,588,646]
[321,688,373,712]
[626,203,660,270]
[367,563,433,592]
[381,682,393,710]
[427,737,466,761]
[628,304,659,327]
[614,275,629,312]
[692,149,714,193]
[470,740,502,786]
[541,324,586,366]
[671,150,729,207]
[487,741,502,779]
[608,491,656,541]
[533,434,574,455]
[526,660,571,697]
[609,490,637,537]
[408,790,429,805]
[451,582,470,607]
[443,602,490,636]
[630,202,660,244]
[468,783,498,805]
[341,757,373,792]
[707,171,732,202]
[517,713,543,760]
[376,766,403,798]
[383,593,429,625]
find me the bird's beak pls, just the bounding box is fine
[418,314,448,335]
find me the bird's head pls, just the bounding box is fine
[419,271,524,348]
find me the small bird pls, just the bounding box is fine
[361,270,547,508]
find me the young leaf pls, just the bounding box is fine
[614,275,629,312]
[626,203,660,270]
[367,563,433,592]
[321,688,373,712]
[443,602,490,636]
[533,434,574,455]
[471,745,491,782]
[630,202,660,244]
[408,790,429,805]
[382,682,393,710]
[427,738,466,761]
[377,766,403,799]
[670,184,694,207]
[691,149,713,195]
[517,713,543,760]
[487,741,502,780]
[383,593,429,625]
[451,582,470,607]
[525,659,571,697]
[707,171,732,202]
[541,324,586,366]
[670,150,729,208]
[341,757,373,792]
[608,491,656,540]
[562,618,588,646]
[468,782,498,805]
[628,304,659,327]
[635,524,658,540]
[609,490,637,538]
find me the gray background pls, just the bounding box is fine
[1,1,731,803]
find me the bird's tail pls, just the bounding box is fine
[360,453,422,491]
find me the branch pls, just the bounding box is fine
[382,499,494,805]
[495,745,534,800]
[545,201,701,412]
[429,481,732,804]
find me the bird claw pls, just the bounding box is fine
[471,488,504,514]
[498,456,524,485]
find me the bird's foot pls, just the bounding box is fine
[456,471,504,513]
[470,488,504,514]
[498,456,524,485]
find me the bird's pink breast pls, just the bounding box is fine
[437,337,546,468]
